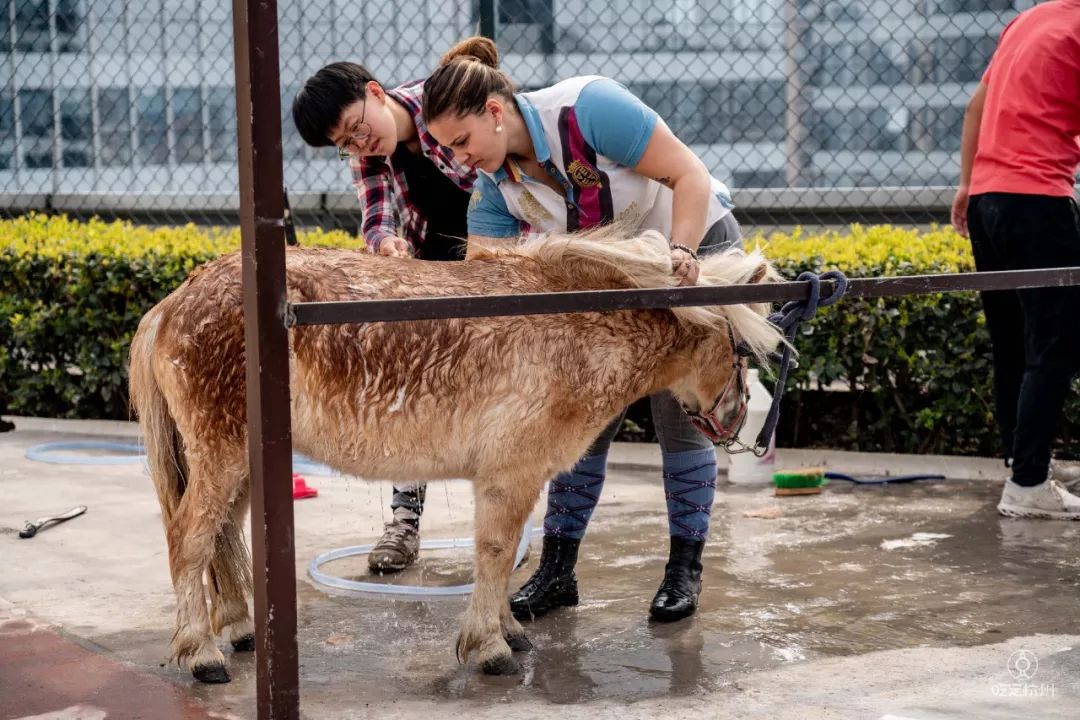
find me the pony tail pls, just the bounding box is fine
[440,36,499,68]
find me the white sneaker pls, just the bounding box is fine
[998,478,1080,520]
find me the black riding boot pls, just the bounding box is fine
[649,536,705,622]
[509,535,580,620]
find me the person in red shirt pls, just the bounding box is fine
[952,0,1080,519]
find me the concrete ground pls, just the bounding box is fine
[2,417,1079,720]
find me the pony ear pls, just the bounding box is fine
[749,262,768,284]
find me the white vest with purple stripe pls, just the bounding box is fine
[491,76,733,237]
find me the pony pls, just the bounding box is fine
[128,224,782,682]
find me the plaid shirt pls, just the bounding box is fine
[351,80,476,254]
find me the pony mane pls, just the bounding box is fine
[468,222,785,363]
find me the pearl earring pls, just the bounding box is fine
[495,125,503,133]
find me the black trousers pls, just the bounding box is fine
[968,192,1080,486]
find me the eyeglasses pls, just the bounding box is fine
[337,100,372,161]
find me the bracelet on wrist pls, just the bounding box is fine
[670,243,698,260]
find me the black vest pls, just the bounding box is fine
[391,145,469,261]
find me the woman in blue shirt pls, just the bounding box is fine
[423,37,743,623]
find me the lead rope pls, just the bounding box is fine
[742,270,849,456]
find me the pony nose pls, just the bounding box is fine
[718,393,741,419]
[709,397,748,440]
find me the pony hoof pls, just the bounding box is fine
[481,653,521,676]
[192,662,231,684]
[231,634,256,653]
[505,633,533,652]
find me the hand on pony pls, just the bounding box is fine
[377,237,412,258]
[670,246,699,286]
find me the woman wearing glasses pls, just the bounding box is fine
[292,63,479,572]
[293,63,476,260]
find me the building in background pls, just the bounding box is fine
[0,0,1033,197]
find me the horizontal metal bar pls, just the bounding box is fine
[286,266,1080,327]
[847,266,1080,299]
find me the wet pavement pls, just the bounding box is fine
[2,418,1079,719]
[0,609,228,720]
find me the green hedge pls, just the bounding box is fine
[758,224,1079,458]
[2,215,1075,458]
[0,214,358,419]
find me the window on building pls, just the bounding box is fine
[628,82,702,144]
[0,93,11,130]
[929,34,997,83]
[20,87,54,169]
[934,36,967,83]
[208,86,237,163]
[935,0,1015,12]
[0,4,11,53]
[173,87,204,164]
[98,88,132,166]
[23,149,52,168]
[970,34,997,78]
[137,87,168,165]
[812,107,857,151]
[280,84,306,162]
[14,0,50,52]
[696,82,727,145]
[0,92,14,169]
[816,40,857,87]
[819,0,865,22]
[861,39,907,86]
[19,88,52,138]
[499,0,553,23]
[725,79,786,143]
[60,89,91,167]
[62,147,90,167]
[627,80,786,146]
[912,105,964,152]
[814,38,907,87]
[13,0,82,52]
[812,105,913,152]
[471,0,555,54]
[733,168,785,188]
[60,90,90,142]
[56,0,83,51]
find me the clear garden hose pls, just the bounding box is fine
[25,440,538,597]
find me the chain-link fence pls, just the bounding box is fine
[0,0,1047,229]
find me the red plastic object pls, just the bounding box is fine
[292,473,318,500]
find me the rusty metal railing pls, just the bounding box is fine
[287,267,1080,327]
[232,2,1080,718]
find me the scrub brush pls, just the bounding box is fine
[773,467,826,496]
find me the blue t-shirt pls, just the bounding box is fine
[468,78,660,238]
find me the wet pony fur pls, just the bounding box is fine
[128,223,782,682]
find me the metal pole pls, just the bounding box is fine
[479,0,497,40]
[287,266,1080,327]
[231,0,299,717]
